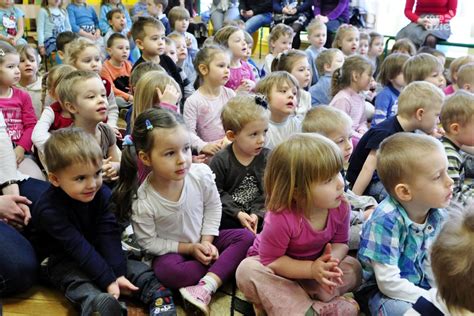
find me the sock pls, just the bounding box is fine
[200,275,218,293]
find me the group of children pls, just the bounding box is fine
[0,0,474,315]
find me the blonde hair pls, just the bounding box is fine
[302,106,352,135]
[271,49,307,73]
[168,6,190,30]
[402,53,443,84]
[47,64,76,100]
[243,30,253,46]
[306,19,326,35]
[368,31,382,47]
[391,38,416,56]
[0,41,18,65]
[431,202,474,314]
[130,62,165,88]
[167,32,184,43]
[331,24,359,50]
[64,37,101,66]
[265,133,343,217]
[131,70,181,126]
[269,24,294,49]
[221,93,268,133]
[359,31,370,43]
[256,71,300,104]
[17,44,39,65]
[131,16,164,42]
[377,132,443,196]
[377,53,410,86]
[397,81,444,118]
[214,25,241,48]
[448,56,474,83]
[457,63,474,89]
[57,70,100,105]
[331,55,373,96]
[440,90,474,133]
[315,48,341,75]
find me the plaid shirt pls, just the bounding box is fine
[358,196,445,289]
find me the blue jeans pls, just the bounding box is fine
[368,291,412,316]
[243,13,272,35]
[211,6,240,33]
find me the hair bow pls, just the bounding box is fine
[255,95,268,109]
[123,135,134,146]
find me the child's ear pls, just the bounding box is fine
[394,183,412,202]
[198,63,209,76]
[225,130,236,142]
[351,71,359,82]
[323,63,331,73]
[48,172,61,187]
[63,101,78,115]
[138,150,152,167]
[57,50,65,60]
[415,108,425,121]
[135,39,144,51]
[106,47,113,56]
[449,123,460,135]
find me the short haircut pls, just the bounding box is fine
[130,61,165,88]
[167,32,184,43]
[359,31,370,42]
[168,6,190,30]
[306,18,326,35]
[221,93,268,133]
[440,90,474,132]
[368,31,382,47]
[457,63,474,88]
[44,127,102,173]
[106,32,128,48]
[377,53,410,86]
[302,106,352,135]
[377,132,444,196]
[269,24,295,46]
[265,133,343,218]
[47,64,76,98]
[64,37,101,66]
[106,8,123,21]
[417,46,446,58]
[315,48,341,75]
[448,56,474,83]
[391,38,416,56]
[131,17,164,42]
[57,70,101,105]
[150,0,168,10]
[56,31,79,52]
[256,71,300,104]
[431,202,474,314]
[403,53,443,84]
[397,81,444,118]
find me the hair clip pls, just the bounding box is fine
[123,135,134,146]
[145,119,153,130]
[255,95,268,109]
[0,49,5,57]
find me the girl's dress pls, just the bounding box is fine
[37,7,71,55]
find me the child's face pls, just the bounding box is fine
[0,0,14,8]
[358,39,369,56]
[327,125,353,163]
[244,42,253,59]
[73,46,102,73]
[390,72,405,90]
[308,28,327,49]
[174,18,190,33]
[290,57,311,89]
[0,53,21,86]
[173,37,187,61]
[108,38,130,63]
[138,25,166,57]
[271,35,292,55]
[68,77,108,123]
[340,31,359,56]
[355,69,372,92]
[310,172,345,211]
[417,101,442,134]
[165,41,178,63]
[424,69,445,89]
[146,0,162,16]
[369,37,383,57]
[19,52,39,81]
[227,30,248,60]
[49,161,103,203]
[231,118,268,159]
[109,12,126,32]
[268,82,298,117]
[203,52,230,86]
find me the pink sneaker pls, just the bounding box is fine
[179,282,212,315]
[311,296,359,316]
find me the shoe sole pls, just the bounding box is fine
[179,288,210,316]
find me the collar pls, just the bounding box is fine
[387,83,401,97]
[390,196,443,234]
[441,136,460,151]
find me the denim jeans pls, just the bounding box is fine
[368,291,412,316]
[211,6,240,33]
[243,13,272,35]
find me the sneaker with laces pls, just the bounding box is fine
[179,282,212,316]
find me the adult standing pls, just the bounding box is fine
[273,0,314,49]
[210,0,240,33]
[313,0,350,48]
[240,0,273,35]
[396,0,457,48]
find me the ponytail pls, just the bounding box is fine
[331,67,343,97]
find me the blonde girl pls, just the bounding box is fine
[330,55,373,143]
[262,23,294,77]
[37,0,71,57]
[444,55,474,95]
[66,0,101,41]
[236,133,361,315]
[332,24,359,57]
[16,45,42,118]
[112,108,254,315]
[271,50,312,117]
[65,37,118,129]
[214,26,255,92]
[99,0,132,34]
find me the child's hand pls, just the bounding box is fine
[190,243,214,265]
[157,85,180,106]
[310,244,343,293]
[236,79,254,92]
[417,17,432,29]
[102,157,119,181]
[192,154,207,164]
[107,280,121,299]
[185,36,192,48]
[200,143,222,156]
[14,146,25,166]
[113,127,123,140]
[237,212,258,234]
[201,240,219,260]
[116,276,139,296]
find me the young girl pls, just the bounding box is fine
[168,33,196,90]
[213,26,255,92]
[98,0,132,35]
[67,0,101,42]
[256,71,301,150]
[0,41,43,180]
[261,23,294,77]
[16,45,42,119]
[332,24,359,58]
[330,55,373,144]
[112,108,255,315]
[272,0,313,49]
[358,31,369,57]
[372,53,409,127]
[65,37,118,129]
[271,50,312,117]
[390,38,416,56]
[367,32,384,77]
[444,55,474,95]
[37,0,71,57]
[0,0,27,46]
[236,133,361,315]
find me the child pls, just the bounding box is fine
[113,108,255,315]
[444,55,474,95]
[99,0,132,35]
[168,6,197,58]
[347,81,444,201]
[37,0,71,57]
[67,0,101,42]
[54,30,78,65]
[242,30,260,82]
[305,18,327,85]
[358,31,369,57]
[358,132,453,315]
[390,38,416,56]
[256,71,301,149]
[164,37,178,63]
[167,32,196,89]
[101,33,133,109]
[209,94,270,233]
[146,0,170,35]
[271,0,313,49]
[236,133,361,315]
[329,55,373,143]
[457,63,474,93]
[271,50,312,117]
[417,46,446,69]
[408,203,474,315]
[367,31,383,77]
[440,91,474,203]
[332,24,359,58]
[0,0,26,46]
[183,45,234,152]
[309,48,344,106]
[261,23,294,77]
[16,45,43,119]
[403,53,445,88]
[372,53,409,127]
[214,26,255,92]
[102,9,129,51]
[32,128,176,316]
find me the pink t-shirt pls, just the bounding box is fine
[248,202,351,266]
[330,88,368,140]
[443,84,455,96]
[225,60,255,91]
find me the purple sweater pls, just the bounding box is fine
[313,0,350,22]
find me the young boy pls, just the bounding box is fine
[101,33,133,108]
[209,94,270,234]
[358,132,453,315]
[262,24,294,77]
[305,19,327,85]
[168,6,198,59]
[309,48,344,106]
[164,37,178,63]
[146,0,170,35]
[347,81,444,202]
[457,62,474,93]
[31,128,176,316]
[167,32,196,88]
[103,9,129,52]
[403,53,445,88]
[55,31,79,65]
[440,91,474,203]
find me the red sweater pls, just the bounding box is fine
[404,0,457,23]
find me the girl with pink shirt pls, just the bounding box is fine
[213,26,256,92]
[236,133,361,315]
